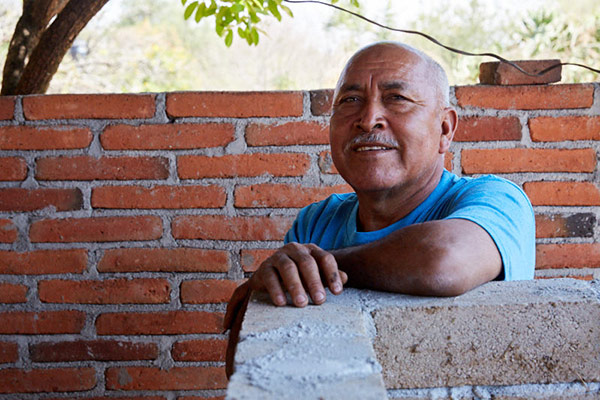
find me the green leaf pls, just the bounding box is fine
[280,4,293,17]
[181,0,188,6]
[225,29,234,46]
[231,3,244,14]
[238,27,247,38]
[251,27,259,44]
[195,2,206,22]
[184,1,198,20]
[216,22,224,36]
[268,0,281,21]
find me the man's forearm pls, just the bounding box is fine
[331,219,502,297]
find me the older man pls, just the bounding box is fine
[225,42,535,371]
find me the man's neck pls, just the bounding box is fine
[355,163,444,232]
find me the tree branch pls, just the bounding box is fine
[12,0,109,95]
[1,0,69,95]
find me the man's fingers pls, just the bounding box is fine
[309,246,344,295]
[257,264,287,307]
[276,257,310,307]
[340,270,348,285]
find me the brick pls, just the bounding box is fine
[0,367,96,393]
[455,84,594,110]
[536,274,594,281]
[172,215,293,241]
[96,311,223,335]
[178,153,310,179]
[0,96,15,120]
[0,249,87,274]
[180,279,238,304]
[444,152,453,171]
[92,185,226,209]
[524,181,600,206]
[461,148,596,174]
[246,121,329,146]
[0,219,17,243]
[106,366,226,390]
[171,339,227,361]
[0,342,18,363]
[101,123,234,150]
[30,216,163,243]
[98,248,229,273]
[479,59,561,85]
[241,249,274,272]
[23,94,155,120]
[166,91,303,118]
[529,116,600,141]
[36,156,169,180]
[536,243,600,269]
[38,278,171,304]
[310,89,334,116]
[30,340,159,362]
[0,157,27,180]
[318,150,338,174]
[0,126,92,149]
[234,183,352,208]
[454,116,521,141]
[0,311,85,334]
[0,188,83,211]
[0,283,27,303]
[535,213,595,238]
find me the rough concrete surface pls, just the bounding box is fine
[226,291,387,400]
[373,279,600,389]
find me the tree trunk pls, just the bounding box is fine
[1,0,69,95]
[11,0,109,95]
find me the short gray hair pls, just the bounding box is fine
[339,42,450,108]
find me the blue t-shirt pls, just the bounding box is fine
[285,170,535,281]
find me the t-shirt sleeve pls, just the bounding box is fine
[443,176,536,281]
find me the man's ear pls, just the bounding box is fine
[439,107,458,154]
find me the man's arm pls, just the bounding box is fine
[332,218,502,296]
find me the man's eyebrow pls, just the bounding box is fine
[380,81,408,90]
[338,83,361,93]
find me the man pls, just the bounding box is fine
[225,41,535,375]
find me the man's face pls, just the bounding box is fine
[329,45,449,196]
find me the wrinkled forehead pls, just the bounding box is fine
[335,44,431,94]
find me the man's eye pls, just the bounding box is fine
[339,96,359,104]
[388,94,408,101]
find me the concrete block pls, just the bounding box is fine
[373,279,600,389]
[226,291,387,400]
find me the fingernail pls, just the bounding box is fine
[275,295,286,306]
[295,294,307,305]
[313,291,325,302]
[332,282,342,293]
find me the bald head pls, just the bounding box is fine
[335,42,450,108]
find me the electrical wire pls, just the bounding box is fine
[283,0,600,77]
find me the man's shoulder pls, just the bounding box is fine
[299,192,357,221]
[448,172,529,201]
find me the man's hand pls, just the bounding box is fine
[223,242,348,378]
[249,242,348,307]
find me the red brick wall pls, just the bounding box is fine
[0,84,599,398]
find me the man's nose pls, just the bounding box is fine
[355,101,385,132]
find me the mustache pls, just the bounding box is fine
[344,133,399,151]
